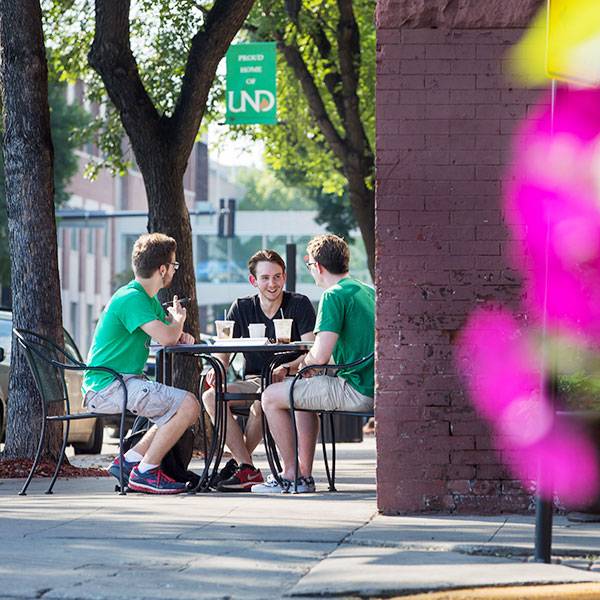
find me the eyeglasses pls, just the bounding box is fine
[304,255,317,270]
[170,262,180,271]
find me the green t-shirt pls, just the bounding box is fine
[315,277,375,398]
[82,280,168,394]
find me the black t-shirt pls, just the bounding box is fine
[226,291,316,376]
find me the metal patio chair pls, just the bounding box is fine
[289,352,375,493]
[14,328,129,495]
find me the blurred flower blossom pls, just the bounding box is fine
[458,309,599,505]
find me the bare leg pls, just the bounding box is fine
[202,386,253,465]
[143,394,200,465]
[244,401,264,455]
[262,382,319,479]
[130,425,158,456]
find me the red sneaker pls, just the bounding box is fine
[217,464,264,492]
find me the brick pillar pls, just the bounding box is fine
[375,2,542,513]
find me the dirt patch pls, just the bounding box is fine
[0,458,109,478]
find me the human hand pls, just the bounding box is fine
[167,295,187,325]
[205,369,216,388]
[271,365,288,383]
[178,332,195,345]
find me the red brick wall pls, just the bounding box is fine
[375,25,541,513]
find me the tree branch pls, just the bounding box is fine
[88,0,162,153]
[277,34,347,166]
[336,0,373,174]
[170,0,255,165]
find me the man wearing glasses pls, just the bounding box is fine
[253,234,375,494]
[83,233,199,494]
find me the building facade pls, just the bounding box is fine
[375,0,543,513]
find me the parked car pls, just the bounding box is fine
[0,310,103,454]
[195,259,247,283]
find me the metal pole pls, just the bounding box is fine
[286,243,296,292]
[534,76,557,564]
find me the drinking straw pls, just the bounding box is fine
[224,308,227,320]
[280,308,284,319]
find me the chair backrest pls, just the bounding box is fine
[13,329,79,406]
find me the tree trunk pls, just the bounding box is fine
[0,0,63,459]
[139,151,200,396]
[346,170,375,277]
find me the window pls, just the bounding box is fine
[70,228,79,251]
[87,230,95,254]
[70,302,79,348]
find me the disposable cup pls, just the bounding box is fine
[215,320,235,339]
[273,318,293,344]
[248,323,266,338]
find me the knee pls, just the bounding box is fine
[261,386,279,413]
[182,393,200,422]
[202,388,216,413]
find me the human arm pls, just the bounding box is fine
[301,330,338,368]
[204,351,231,387]
[140,295,186,346]
[271,331,316,382]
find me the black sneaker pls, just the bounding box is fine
[210,458,238,489]
[217,464,264,492]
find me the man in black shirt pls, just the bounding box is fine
[202,250,316,491]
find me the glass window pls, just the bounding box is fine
[0,318,12,362]
[103,226,109,257]
[87,230,95,254]
[70,228,79,250]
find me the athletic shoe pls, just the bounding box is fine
[251,474,316,494]
[209,458,238,489]
[217,463,264,492]
[127,466,187,495]
[107,455,139,483]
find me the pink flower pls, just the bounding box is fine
[457,309,599,505]
[507,87,600,343]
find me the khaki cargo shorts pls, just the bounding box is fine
[84,375,188,427]
[282,375,373,413]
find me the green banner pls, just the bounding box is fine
[226,42,277,125]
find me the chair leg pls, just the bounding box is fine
[329,413,337,492]
[319,414,335,492]
[290,407,300,494]
[118,408,127,495]
[47,419,70,494]
[19,417,48,496]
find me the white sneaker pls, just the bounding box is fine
[251,474,316,494]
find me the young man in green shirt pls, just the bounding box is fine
[83,233,200,494]
[253,234,375,493]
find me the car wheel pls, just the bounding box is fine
[72,418,104,455]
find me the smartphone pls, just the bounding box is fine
[162,297,190,308]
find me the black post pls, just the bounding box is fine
[286,243,296,292]
[227,198,236,238]
[217,198,225,237]
[534,496,553,563]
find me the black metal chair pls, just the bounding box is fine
[288,352,375,493]
[14,329,129,495]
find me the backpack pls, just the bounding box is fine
[123,416,200,488]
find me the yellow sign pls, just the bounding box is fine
[509,0,600,87]
[546,0,600,85]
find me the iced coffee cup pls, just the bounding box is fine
[273,318,293,344]
[248,323,266,338]
[215,320,235,339]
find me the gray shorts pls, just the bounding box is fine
[84,375,188,427]
[282,375,373,413]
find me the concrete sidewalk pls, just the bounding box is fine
[1,437,600,599]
